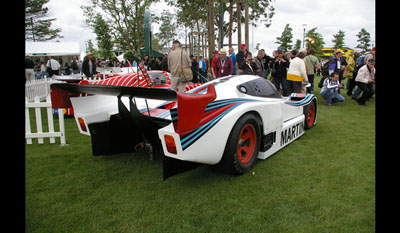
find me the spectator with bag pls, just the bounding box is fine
[167,40,191,93]
[46,56,61,77]
[304,48,320,93]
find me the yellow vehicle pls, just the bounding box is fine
[321,47,353,59]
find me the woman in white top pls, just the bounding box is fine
[286,51,308,95]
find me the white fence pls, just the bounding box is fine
[25,95,66,145]
[25,75,110,102]
[25,77,61,102]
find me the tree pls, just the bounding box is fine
[25,0,63,41]
[294,39,301,51]
[332,30,345,49]
[81,0,159,53]
[275,24,293,52]
[356,28,371,54]
[93,14,113,58]
[166,0,275,54]
[86,39,97,56]
[246,0,275,28]
[154,10,178,49]
[305,27,325,57]
[167,0,207,54]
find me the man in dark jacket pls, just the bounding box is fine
[328,49,347,83]
[236,44,248,75]
[82,53,97,78]
[273,48,289,96]
[239,52,257,75]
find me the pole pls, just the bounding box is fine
[302,24,307,49]
[220,2,224,49]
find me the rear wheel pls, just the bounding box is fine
[304,101,316,129]
[218,113,261,175]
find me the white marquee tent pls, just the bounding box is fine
[25,42,80,57]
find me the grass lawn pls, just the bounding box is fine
[25,75,375,232]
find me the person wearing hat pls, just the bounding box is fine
[355,59,375,106]
[328,49,347,85]
[215,48,233,78]
[236,44,248,75]
[82,52,97,78]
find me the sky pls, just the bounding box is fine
[44,0,375,56]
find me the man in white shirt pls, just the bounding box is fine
[355,59,375,106]
[46,56,61,77]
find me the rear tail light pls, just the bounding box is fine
[164,135,177,154]
[78,117,88,132]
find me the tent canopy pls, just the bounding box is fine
[25,42,80,57]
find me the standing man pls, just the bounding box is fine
[25,55,35,82]
[190,55,199,83]
[46,56,61,77]
[210,50,219,79]
[228,47,237,75]
[215,48,233,78]
[304,48,320,93]
[168,40,190,93]
[328,49,347,84]
[71,56,80,74]
[273,48,289,96]
[82,52,97,78]
[261,49,272,79]
[253,50,265,77]
[198,56,207,82]
[236,44,248,75]
[345,50,359,96]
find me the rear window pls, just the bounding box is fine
[236,78,282,99]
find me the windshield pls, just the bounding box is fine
[236,77,282,99]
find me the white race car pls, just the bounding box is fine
[51,75,317,179]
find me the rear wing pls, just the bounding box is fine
[51,83,216,133]
[51,83,177,104]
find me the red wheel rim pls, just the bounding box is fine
[307,102,315,127]
[237,124,257,165]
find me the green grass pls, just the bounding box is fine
[25,75,375,232]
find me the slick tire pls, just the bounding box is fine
[219,113,261,175]
[304,100,316,130]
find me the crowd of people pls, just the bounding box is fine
[25,40,375,107]
[165,40,375,107]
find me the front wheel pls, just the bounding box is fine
[218,113,261,175]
